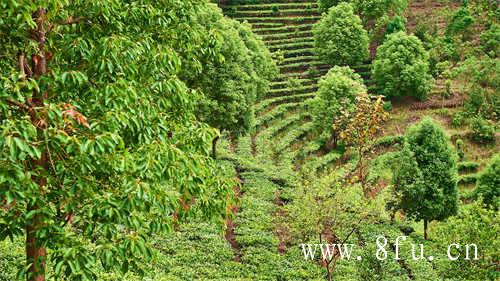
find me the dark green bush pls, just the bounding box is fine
[475,155,499,209]
[457,161,480,173]
[469,117,496,143]
[313,3,369,67]
[383,101,393,112]
[480,24,500,57]
[372,32,434,100]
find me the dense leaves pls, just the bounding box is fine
[186,8,277,136]
[372,32,434,100]
[434,202,499,280]
[0,1,236,280]
[474,155,499,209]
[392,118,458,239]
[318,0,408,23]
[313,3,369,67]
[311,66,366,150]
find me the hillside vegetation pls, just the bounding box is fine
[0,0,498,280]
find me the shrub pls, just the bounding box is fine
[480,24,500,57]
[457,161,480,173]
[372,32,434,100]
[318,0,408,23]
[385,15,406,37]
[383,101,393,112]
[475,155,500,209]
[311,66,366,149]
[392,118,458,239]
[446,5,475,41]
[469,117,496,143]
[313,3,369,67]
[455,138,465,160]
[192,17,277,140]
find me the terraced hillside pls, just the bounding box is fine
[221,1,328,169]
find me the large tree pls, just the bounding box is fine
[313,3,369,67]
[372,32,434,100]
[186,11,277,157]
[311,66,366,151]
[0,1,234,280]
[392,118,458,239]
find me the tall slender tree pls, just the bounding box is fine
[392,118,458,239]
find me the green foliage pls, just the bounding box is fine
[457,161,480,173]
[372,32,434,100]
[382,101,393,112]
[434,202,499,280]
[480,24,500,57]
[189,10,277,135]
[318,0,408,23]
[311,66,366,146]
[0,1,235,279]
[469,117,496,143]
[474,155,500,209]
[446,5,475,41]
[385,16,406,37]
[392,118,458,233]
[313,3,369,67]
[456,138,465,160]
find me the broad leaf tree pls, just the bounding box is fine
[313,3,369,67]
[372,32,434,100]
[311,66,366,151]
[0,1,234,280]
[392,118,458,239]
[185,9,277,157]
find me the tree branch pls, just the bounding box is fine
[6,99,31,112]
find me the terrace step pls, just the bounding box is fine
[233,9,319,18]
[266,37,314,47]
[261,30,313,42]
[267,84,318,98]
[237,16,321,25]
[269,41,314,51]
[279,55,319,65]
[223,2,318,12]
[279,62,329,74]
[253,23,315,35]
[270,78,315,89]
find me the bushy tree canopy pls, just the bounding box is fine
[372,32,434,100]
[475,155,499,209]
[392,118,458,239]
[313,3,369,67]
[187,9,277,136]
[318,0,408,23]
[311,66,366,149]
[0,1,236,280]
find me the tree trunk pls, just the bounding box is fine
[212,135,220,159]
[327,263,332,281]
[424,220,428,240]
[324,132,337,152]
[26,8,48,281]
[26,205,46,281]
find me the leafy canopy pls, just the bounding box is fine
[0,0,236,279]
[372,32,434,100]
[318,0,408,23]
[392,118,458,227]
[187,8,277,135]
[311,66,366,148]
[313,3,369,67]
